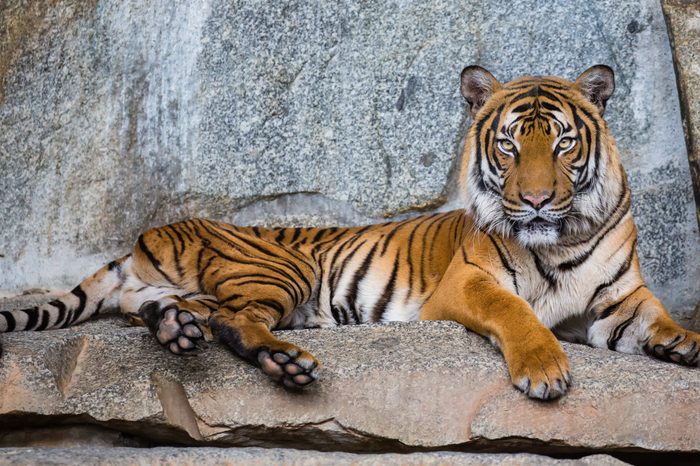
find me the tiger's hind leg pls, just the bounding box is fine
[117,279,215,355]
[138,295,216,355]
[209,300,320,388]
[589,286,700,366]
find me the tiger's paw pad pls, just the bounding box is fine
[510,349,571,400]
[257,348,320,389]
[644,326,700,367]
[139,302,208,355]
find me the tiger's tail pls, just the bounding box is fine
[0,255,130,345]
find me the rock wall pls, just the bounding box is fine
[0,0,697,319]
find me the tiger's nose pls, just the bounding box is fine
[520,191,553,209]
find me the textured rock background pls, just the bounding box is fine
[663,0,700,229]
[662,0,700,328]
[0,0,698,320]
[1,293,699,458]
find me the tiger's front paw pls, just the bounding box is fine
[505,332,571,400]
[139,301,211,355]
[257,343,321,389]
[643,322,700,367]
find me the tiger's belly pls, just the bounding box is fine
[284,253,436,329]
[285,279,430,329]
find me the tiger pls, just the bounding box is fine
[1,65,698,400]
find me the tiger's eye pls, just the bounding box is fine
[497,139,515,153]
[558,137,575,150]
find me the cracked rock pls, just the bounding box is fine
[1,293,699,455]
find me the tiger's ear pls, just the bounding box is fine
[574,65,615,114]
[460,66,501,117]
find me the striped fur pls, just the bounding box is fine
[2,65,697,399]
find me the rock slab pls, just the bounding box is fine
[0,0,697,322]
[1,294,699,456]
[0,448,630,466]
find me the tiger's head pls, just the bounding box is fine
[459,65,626,248]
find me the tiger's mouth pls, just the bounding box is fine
[510,215,560,229]
[511,216,562,246]
[525,217,558,228]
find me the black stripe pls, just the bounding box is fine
[137,234,178,286]
[488,235,519,294]
[345,241,380,322]
[311,227,350,254]
[331,305,341,324]
[325,228,374,298]
[463,261,499,282]
[25,307,39,330]
[289,227,302,244]
[380,220,409,256]
[418,214,444,293]
[607,302,642,350]
[196,248,215,292]
[371,251,400,322]
[428,215,452,267]
[311,229,326,244]
[49,299,67,327]
[558,184,629,270]
[596,285,644,321]
[163,228,185,279]
[1,310,17,332]
[215,277,297,306]
[330,240,368,298]
[69,286,88,324]
[340,306,350,325]
[253,299,285,317]
[511,103,531,113]
[461,243,469,263]
[586,240,637,310]
[219,294,243,306]
[530,250,557,289]
[35,309,51,331]
[176,222,195,244]
[168,225,187,255]
[275,229,286,242]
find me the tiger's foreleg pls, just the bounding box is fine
[421,263,571,400]
[588,286,700,366]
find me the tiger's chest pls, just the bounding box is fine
[515,232,637,328]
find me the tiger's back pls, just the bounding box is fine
[133,210,468,330]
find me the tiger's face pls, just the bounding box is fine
[459,65,618,248]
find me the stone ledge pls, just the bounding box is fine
[0,447,629,466]
[1,292,699,458]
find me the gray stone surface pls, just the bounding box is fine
[662,0,700,328]
[0,448,630,466]
[1,293,699,455]
[0,0,697,321]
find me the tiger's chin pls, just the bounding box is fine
[513,219,561,248]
